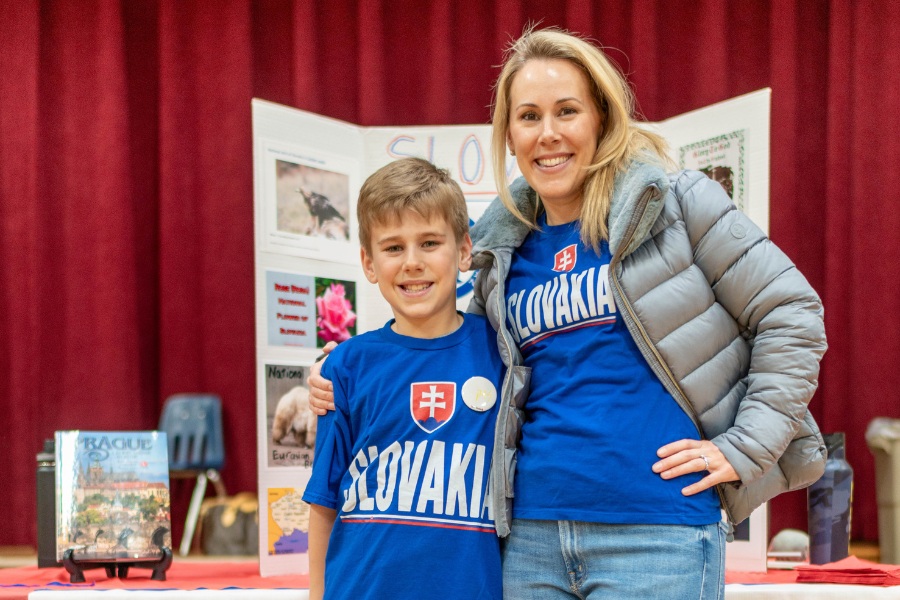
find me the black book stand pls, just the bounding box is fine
[62,527,172,583]
[62,547,173,582]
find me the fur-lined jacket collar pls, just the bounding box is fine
[470,161,670,267]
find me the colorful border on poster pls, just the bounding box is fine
[678,129,746,211]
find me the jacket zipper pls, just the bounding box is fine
[608,186,735,525]
[486,248,517,370]
[482,248,518,537]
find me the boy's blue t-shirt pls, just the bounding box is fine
[303,313,504,600]
[504,216,720,525]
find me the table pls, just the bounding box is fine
[726,583,900,598]
[0,559,307,600]
[3,560,900,599]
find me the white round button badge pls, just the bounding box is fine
[462,376,497,412]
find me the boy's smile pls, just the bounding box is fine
[361,210,472,339]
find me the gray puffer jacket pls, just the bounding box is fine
[468,163,827,538]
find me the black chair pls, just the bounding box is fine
[159,393,227,556]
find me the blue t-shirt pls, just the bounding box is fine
[303,314,504,600]
[504,216,720,525]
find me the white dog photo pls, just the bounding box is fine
[271,385,317,449]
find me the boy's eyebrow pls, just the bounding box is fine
[374,230,449,246]
[374,234,402,246]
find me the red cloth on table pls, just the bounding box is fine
[795,555,900,586]
[725,569,798,585]
[0,559,308,600]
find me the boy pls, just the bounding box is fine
[302,158,505,600]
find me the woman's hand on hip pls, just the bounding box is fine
[652,439,739,496]
[306,341,337,415]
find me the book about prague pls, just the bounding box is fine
[55,430,172,561]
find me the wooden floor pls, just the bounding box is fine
[0,546,39,569]
[853,539,883,562]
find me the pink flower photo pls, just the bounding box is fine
[315,279,357,346]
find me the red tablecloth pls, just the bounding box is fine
[724,556,900,586]
[0,559,308,600]
[795,556,900,586]
[725,568,800,585]
[3,556,898,600]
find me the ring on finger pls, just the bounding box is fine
[699,455,710,471]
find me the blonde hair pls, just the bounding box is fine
[357,157,470,251]
[491,27,671,250]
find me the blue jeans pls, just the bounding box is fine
[502,519,726,599]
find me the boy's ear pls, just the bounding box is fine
[360,247,378,284]
[458,233,473,272]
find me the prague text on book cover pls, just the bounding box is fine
[55,430,172,561]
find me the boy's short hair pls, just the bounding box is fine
[357,157,470,251]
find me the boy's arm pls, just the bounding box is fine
[308,504,337,600]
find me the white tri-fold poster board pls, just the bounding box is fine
[252,89,772,576]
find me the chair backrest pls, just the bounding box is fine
[159,394,225,471]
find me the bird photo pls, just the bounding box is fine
[275,159,350,241]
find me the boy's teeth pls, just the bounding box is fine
[538,156,568,167]
[404,283,429,292]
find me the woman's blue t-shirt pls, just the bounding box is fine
[504,216,720,525]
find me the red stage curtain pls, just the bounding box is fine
[2,0,898,549]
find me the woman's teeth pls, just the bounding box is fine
[537,156,569,167]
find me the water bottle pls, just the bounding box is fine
[807,432,854,564]
[37,438,61,568]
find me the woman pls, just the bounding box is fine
[310,28,827,599]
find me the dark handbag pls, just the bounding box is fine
[197,492,259,556]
